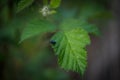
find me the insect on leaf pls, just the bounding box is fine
[51,28,90,75]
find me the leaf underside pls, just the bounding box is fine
[51,28,90,75]
[20,18,56,43]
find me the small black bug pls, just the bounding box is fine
[50,40,56,45]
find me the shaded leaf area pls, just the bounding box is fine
[20,18,56,43]
[16,0,34,13]
[60,18,100,36]
[51,28,90,75]
[79,3,110,19]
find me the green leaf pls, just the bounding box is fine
[16,0,34,13]
[51,28,90,75]
[20,18,56,43]
[60,18,100,36]
[50,0,61,8]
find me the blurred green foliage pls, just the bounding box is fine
[0,0,111,80]
[16,0,34,13]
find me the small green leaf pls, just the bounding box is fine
[16,0,34,13]
[49,10,57,15]
[50,0,61,8]
[51,28,90,75]
[60,18,100,36]
[20,18,56,43]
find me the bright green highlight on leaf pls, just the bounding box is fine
[20,18,56,43]
[16,0,34,13]
[50,0,61,8]
[51,28,90,75]
[60,18,100,36]
[49,10,57,15]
